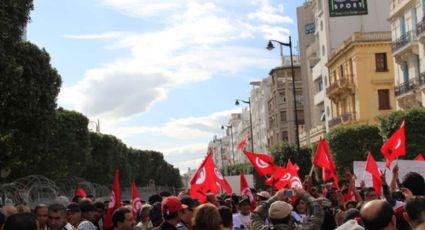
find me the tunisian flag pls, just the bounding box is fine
[190,151,232,202]
[287,160,303,189]
[75,186,87,199]
[313,139,339,187]
[240,171,256,209]
[265,166,288,189]
[243,150,275,176]
[104,169,122,229]
[365,152,382,196]
[381,120,406,168]
[414,153,425,161]
[237,131,251,150]
[131,180,142,218]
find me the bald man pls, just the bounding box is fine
[360,200,396,230]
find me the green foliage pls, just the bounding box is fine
[379,108,425,159]
[224,163,253,176]
[326,124,383,175]
[270,142,312,179]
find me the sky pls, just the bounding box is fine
[27,0,305,174]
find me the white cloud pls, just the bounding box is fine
[99,0,184,17]
[63,31,128,40]
[248,0,293,24]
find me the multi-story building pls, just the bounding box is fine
[267,56,304,148]
[250,79,271,154]
[326,32,396,128]
[389,0,425,108]
[298,0,391,146]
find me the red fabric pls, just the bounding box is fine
[237,131,251,150]
[243,150,275,176]
[312,139,339,187]
[345,184,356,202]
[414,153,425,161]
[131,180,142,218]
[287,160,303,189]
[365,152,382,195]
[190,151,232,202]
[75,186,87,199]
[104,169,122,229]
[240,171,256,209]
[381,121,406,168]
[264,166,288,189]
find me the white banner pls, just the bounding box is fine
[353,160,425,187]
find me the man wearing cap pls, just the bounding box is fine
[232,197,252,229]
[251,188,325,230]
[153,196,187,230]
[256,191,271,204]
[77,200,97,230]
[176,196,196,230]
[66,203,81,229]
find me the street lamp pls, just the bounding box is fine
[221,125,235,164]
[267,36,300,151]
[235,98,254,153]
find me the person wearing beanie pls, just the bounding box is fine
[251,187,326,230]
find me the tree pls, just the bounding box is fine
[380,108,425,159]
[270,142,312,179]
[326,124,383,176]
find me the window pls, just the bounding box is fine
[320,110,326,121]
[297,111,305,124]
[318,81,324,91]
[279,93,286,104]
[281,131,288,142]
[305,23,315,34]
[375,53,388,72]
[296,94,303,104]
[378,89,391,110]
[280,111,287,122]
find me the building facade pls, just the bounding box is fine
[326,32,396,128]
[389,0,425,108]
[250,79,271,154]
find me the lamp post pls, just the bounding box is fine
[266,36,300,151]
[235,98,254,153]
[221,125,235,164]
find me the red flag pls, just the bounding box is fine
[287,160,303,189]
[313,139,339,187]
[381,120,406,168]
[237,131,251,150]
[345,185,356,202]
[414,153,425,161]
[365,152,382,195]
[190,151,232,202]
[240,171,256,209]
[104,169,122,229]
[265,166,288,189]
[75,186,87,199]
[131,180,142,218]
[243,150,275,176]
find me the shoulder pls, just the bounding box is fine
[77,220,97,230]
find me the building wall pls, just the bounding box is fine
[250,79,270,154]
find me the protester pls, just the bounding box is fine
[177,196,196,230]
[149,202,163,228]
[93,201,105,230]
[48,203,74,230]
[219,206,233,230]
[112,207,135,230]
[34,203,49,230]
[291,198,307,224]
[77,199,97,230]
[66,203,81,229]
[3,212,38,230]
[403,196,425,229]
[153,196,187,230]
[360,200,396,230]
[232,197,252,229]
[256,191,271,203]
[192,203,221,230]
[134,204,152,230]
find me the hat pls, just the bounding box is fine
[256,191,271,199]
[268,201,293,219]
[66,203,81,213]
[162,196,187,213]
[79,200,96,212]
[180,197,196,210]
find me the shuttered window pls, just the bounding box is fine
[378,89,391,110]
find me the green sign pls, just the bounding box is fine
[329,0,368,17]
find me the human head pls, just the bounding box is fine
[161,196,187,223]
[66,203,81,228]
[268,201,293,225]
[256,191,271,202]
[192,203,221,230]
[402,172,425,196]
[79,199,97,222]
[94,201,105,221]
[238,198,251,215]
[364,187,379,202]
[206,193,217,203]
[360,200,396,230]
[148,194,162,205]
[403,196,425,228]
[137,204,152,223]
[179,196,196,225]
[218,206,232,229]
[47,203,67,230]
[112,207,135,230]
[294,198,307,214]
[149,202,162,227]
[343,208,362,224]
[3,213,38,230]
[34,203,48,228]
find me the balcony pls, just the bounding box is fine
[417,19,425,44]
[329,113,356,128]
[392,31,419,58]
[395,72,425,96]
[326,75,355,100]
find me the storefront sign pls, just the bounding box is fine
[329,0,368,17]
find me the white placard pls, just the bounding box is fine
[353,160,425,187]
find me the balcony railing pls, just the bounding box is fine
[329,113,356,128]
[417,19,425,36]
[392,31,416,52]
[395,73,425,96]
[326,75,354,96]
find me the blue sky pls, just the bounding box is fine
[28,0,304,173]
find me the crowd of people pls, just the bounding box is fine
[0,166,424,230]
